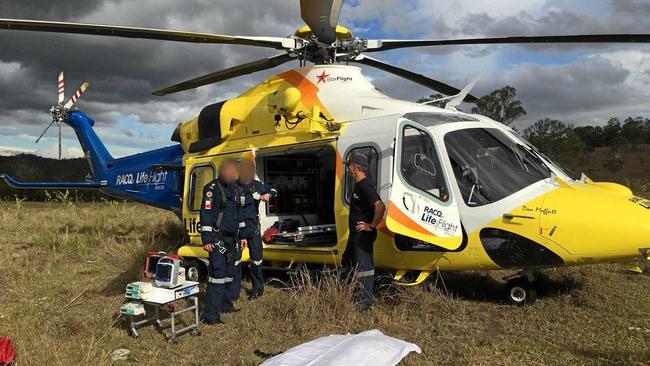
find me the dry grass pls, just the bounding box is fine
[0,202,649,365]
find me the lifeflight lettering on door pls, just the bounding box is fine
[420,205,459,236]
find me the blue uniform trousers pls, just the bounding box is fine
[204,235,237,322]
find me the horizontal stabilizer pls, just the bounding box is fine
[0,173,102,189]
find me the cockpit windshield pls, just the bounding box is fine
[444,128,551,207]
[515,133,575,180]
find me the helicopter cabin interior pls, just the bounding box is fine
[255,145,338,247]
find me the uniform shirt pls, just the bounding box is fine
[236,180,277,238]
[200,179,239,245]
[349,177,381,225]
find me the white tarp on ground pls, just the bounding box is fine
[260,329,422,366]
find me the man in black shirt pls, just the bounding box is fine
[342,154,386,309]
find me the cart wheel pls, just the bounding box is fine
[191,329,202,337]
[168,337,178,345]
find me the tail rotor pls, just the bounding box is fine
[35,71,90,159]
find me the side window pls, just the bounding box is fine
[344,146,379,204]
[188,165,215,211]
[400,125,449,202]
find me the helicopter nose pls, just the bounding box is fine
[539,183,650,263]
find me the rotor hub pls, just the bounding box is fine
[50,103,69,124]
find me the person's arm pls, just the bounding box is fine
[370,200,386,230]
[200,183,221,252]
[256,180,277,202]
[237,196,250,250]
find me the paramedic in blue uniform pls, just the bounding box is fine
[342,154,385,309]
[234,159,277,300]
[200,159,241,325]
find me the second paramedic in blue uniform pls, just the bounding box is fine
[200,159,241,325]
[234,159,277,299]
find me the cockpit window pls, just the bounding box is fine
[445,128,550,207]
[403,112,479,126]
[515,133,575,180]
[400,125,449,202]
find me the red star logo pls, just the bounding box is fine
[316,70,330,84]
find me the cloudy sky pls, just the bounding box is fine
[1,0,649,158]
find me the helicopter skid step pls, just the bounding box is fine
[393,270,431,286]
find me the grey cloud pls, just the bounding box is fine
[0,0,302,132]
[367,54,648,128]
[1,0,650,157]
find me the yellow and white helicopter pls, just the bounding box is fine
[2,0,650,305]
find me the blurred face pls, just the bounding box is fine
[347,163,356,176]
[219,161,238,183]
[238,161,255,183]
[347,163,364,181]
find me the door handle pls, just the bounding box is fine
[402,196,411,211]
[502,213,535,220]
[402,193,416,213]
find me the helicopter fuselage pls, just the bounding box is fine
[170,65,650,280]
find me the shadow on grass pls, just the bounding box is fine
[262,266,589,306]
[376,269,588,305]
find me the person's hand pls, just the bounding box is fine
[260,193,271,202]
[355,221,373,232]
[240,239,248,249]
[202,243,214,253]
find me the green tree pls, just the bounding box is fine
[523,118,584,164]
[621,117,644,147]
[601,118,622,146]
[471,86,526,126]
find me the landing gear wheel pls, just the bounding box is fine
[505,277,537,306]
[168,337,178,345]
[183,259,207,282]
[191,329,202,337]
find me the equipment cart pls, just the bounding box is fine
[121,281,201,343]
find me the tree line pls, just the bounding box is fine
[419,86,650,175]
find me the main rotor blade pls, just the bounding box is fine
[351,55,478,102]
[366,34,650,52]
[152,53,296,96]
[300,0,344,44]
[35,119,56,143]
[0,18,301,50]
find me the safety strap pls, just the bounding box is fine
[357,269,375,278]
[214,180,227,229]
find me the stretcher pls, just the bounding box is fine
[271,224,337,246]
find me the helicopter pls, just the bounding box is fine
[2,0,650,305]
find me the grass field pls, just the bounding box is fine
[0,202,649,365]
